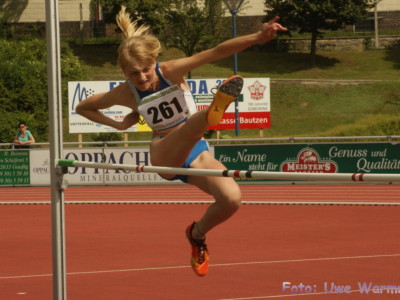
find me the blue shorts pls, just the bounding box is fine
[164,140,210,183]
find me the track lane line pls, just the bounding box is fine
[2,253,399,280]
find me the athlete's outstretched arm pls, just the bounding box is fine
[75,82,139,130]
[163,17,287,81]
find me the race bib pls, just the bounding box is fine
[138,85,196,131]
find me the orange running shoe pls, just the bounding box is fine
[185,222,209,276]
[207,75,244,126]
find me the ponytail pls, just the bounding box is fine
[116,6,162,70]
[116,6,150,39]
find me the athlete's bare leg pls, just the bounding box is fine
[187,151,242,238]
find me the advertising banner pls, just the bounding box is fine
[68,81,151,133]
[24,147,168,186]
[187,78,270,130]
[2,142,397,186]
[30,149,51,186]
[0,150,30,185]
[215,143,400,181]
[63,147,165,185]
[68,78,270,133]
[61,146,214,185]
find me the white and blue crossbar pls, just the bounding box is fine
[57,159,400,183]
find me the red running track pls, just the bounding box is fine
[0,185,399,299]
[1,184,400,205]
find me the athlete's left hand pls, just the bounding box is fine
[120,111,140,129]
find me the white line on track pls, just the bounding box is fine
[1,253,399,280]
[218,289,362,299]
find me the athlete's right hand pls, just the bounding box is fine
[258,17,287,43]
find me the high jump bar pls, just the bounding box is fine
[58,159,400,182]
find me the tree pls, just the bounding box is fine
[92,0,227,78]
[0,39,85,144]
[91,0,174,34]
[264,0,378,66]
[162,0,228,78]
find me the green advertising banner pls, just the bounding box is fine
[0,150,30,185]
[215,143,400,181]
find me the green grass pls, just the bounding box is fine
[267,81,400,137]
[68,43,400,141]
[69,43,400,80]
[68,43,124,80]
[193,50,400,80]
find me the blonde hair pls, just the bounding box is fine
[116,6,161,70]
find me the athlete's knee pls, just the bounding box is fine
[221,187,242,212]
[226,197,241,214]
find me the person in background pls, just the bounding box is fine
[13,121,35,149]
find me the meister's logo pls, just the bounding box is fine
[281,148,338,173]
[248,80,266,100]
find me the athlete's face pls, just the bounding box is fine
[124,61,156,91]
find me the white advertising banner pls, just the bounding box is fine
[68,78,270,134]
[26,147,214,186]
[30,149,51,185]
[63,147,165,185]
[68,81,151,133]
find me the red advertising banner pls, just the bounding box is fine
[209,112,270,130]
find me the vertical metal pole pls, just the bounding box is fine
[45,0,67,299]
[232,12,238,75]
[222,0,245,136]
[374,3,379,49]
[232,11,240,136]
[80,3,84,45]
